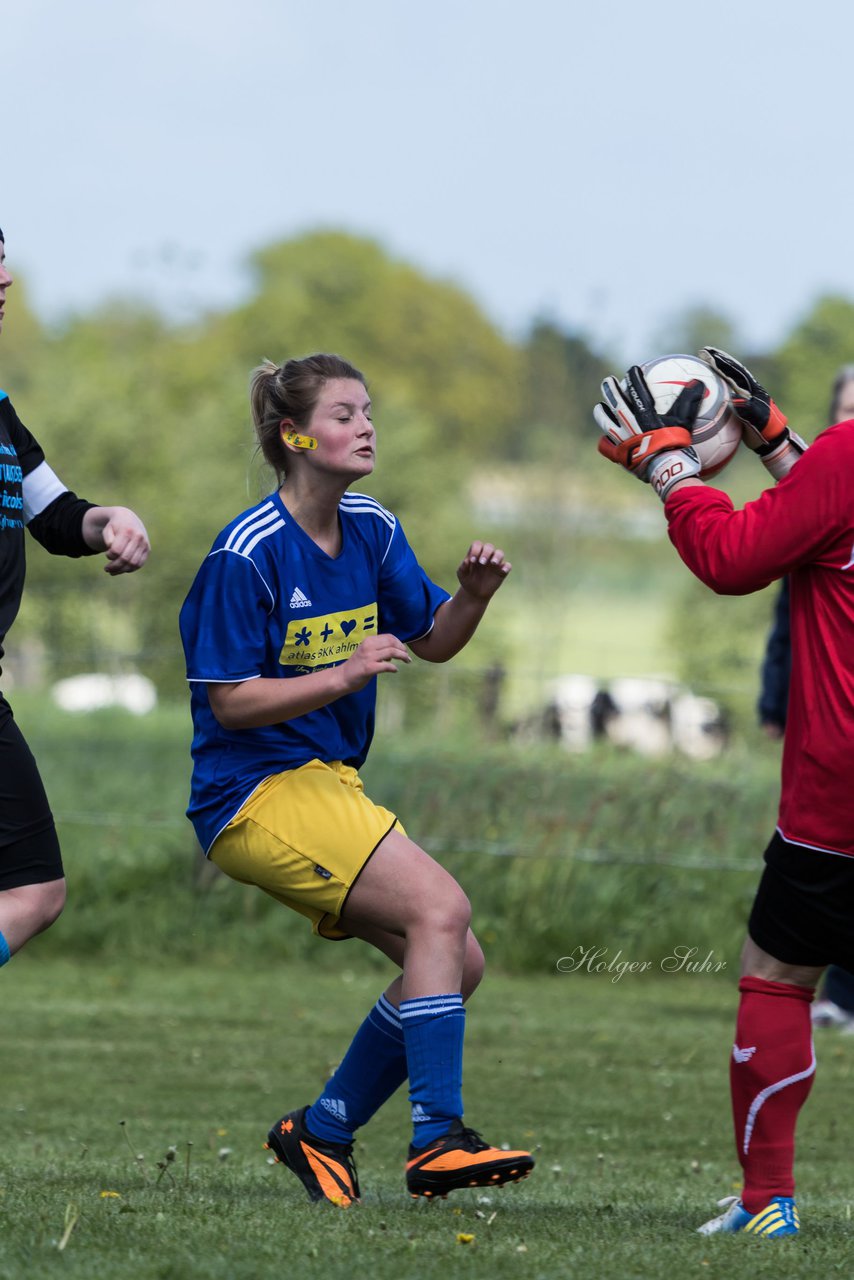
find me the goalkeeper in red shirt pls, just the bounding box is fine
[594,349,854,1239]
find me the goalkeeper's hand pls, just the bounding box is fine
[698,346,807,481]
[593,365,704,502]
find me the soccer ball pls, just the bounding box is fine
[639,353,742,478]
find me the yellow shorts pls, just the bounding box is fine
[209,759,402,940]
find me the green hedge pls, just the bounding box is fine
[15,699,781,972]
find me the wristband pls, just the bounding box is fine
[645,448,702,502]
[760,430,807,481]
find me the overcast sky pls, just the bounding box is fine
[4,0,852,362]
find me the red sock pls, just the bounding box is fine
[730,975,815,1215]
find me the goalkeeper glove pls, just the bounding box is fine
[698,347,807,481]
[594,366,704,501]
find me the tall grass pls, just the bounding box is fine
[12,698,782,973]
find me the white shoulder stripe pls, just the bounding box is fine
[225,500,277,552]
[22,461,67,523]
[340,497,396,532]
[241,518,286,557]
[226,506,280,552]
[228,510,282,555]
[226,504,280,554]
[340,492,394,517]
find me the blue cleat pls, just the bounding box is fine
[697,1194,799,1237]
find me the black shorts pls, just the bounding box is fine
[748,831,854,970]
[0,696,64,890]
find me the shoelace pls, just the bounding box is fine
[306,1127,360,1194]
[342,1147,360,1193]
[452,1125,491,1153]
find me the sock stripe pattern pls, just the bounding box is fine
[399,996,464,1019]
[0,931,9,966]
[372,993,405,1040]
[730,975,816,1215]
[400,993,465,1148]
[742,1045,816,1154]
[305,994,407,1145]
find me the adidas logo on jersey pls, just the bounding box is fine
[289,587,312,609]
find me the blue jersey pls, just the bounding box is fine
[180,490,450,853]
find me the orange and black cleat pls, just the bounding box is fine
[406,1120,535,1199]
[265,1107,360,1207]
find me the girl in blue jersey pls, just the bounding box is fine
[180,352,533,1205]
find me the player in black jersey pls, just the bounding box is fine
[0,227,150,967]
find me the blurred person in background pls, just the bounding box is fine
[594,347,854,1239]
[179,352,534,1207]
[0,227,150,969]
[758,366,854,1031]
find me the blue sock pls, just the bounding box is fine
[305,993,407,1145]
[400,993,465,1148]
[0,931,10,967]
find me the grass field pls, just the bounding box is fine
[3,957,853,1280]
[3,699,843,1276]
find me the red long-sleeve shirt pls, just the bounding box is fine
[665,421,854,858]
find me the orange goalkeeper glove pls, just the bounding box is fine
[594,366,704,501]
[698,347,807,480]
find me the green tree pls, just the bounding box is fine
[215,230,524,578]
[650,304,740,359]
[9,232,523,697]
[775,295,854,438]
[220,230,521,456]
[517,318,610,459]
[0,275,46,394]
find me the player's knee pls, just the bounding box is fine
[421,884,472,940]
[30,879,66,935]
[462,934,485,999]
[42,879,66,928]
[444,887,473,937]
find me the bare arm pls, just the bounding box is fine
[208,632,412,730]
[81,505,150,574]
[410,541,511,663]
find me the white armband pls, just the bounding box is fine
[22,461,67,523]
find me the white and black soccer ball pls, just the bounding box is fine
[637,353,742,478]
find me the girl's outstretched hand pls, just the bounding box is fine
[456,542,511,600]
